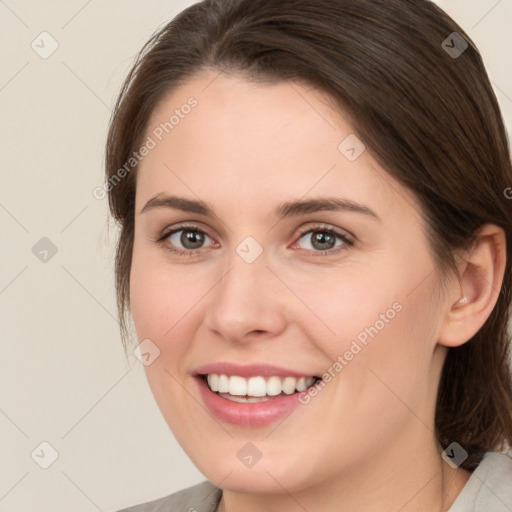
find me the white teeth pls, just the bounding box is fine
[296,376,307,392]
[206,374,316,397]
[208,374,219,392]
[266,376,283,396]
[229,376,247,396]
[218,374,230,393]
[282,376,297,395]
[246,376,266,397]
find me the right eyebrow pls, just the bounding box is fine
[140,195,212,216]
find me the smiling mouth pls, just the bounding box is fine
[200,373,322,403]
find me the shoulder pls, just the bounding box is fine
[115,480,222,512]
[449,451,512,512]
[475,452,512,504]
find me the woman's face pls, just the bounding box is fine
[130,72,453,492]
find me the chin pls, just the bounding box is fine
[190,449,317,494]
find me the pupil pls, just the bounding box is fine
[313,232,335,250]
[182,230,204,249]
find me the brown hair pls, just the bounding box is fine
[104,0,512,470]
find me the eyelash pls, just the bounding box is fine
[155,223,354,257]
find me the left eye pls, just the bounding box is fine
[296,228,349,252]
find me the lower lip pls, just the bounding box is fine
[195,376,305,427]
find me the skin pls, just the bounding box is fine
[129,71,506,512]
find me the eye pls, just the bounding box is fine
[293,225,353,255]
[157,225,215,256]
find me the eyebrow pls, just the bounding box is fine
[139,194,380,221]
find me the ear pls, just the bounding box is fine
[438,224,507,348]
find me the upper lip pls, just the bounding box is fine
[194,362,321,379]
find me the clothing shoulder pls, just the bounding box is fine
[448,451,512,512]
[115,480,222,512]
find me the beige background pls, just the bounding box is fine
[1,1,511,511]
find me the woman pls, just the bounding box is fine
[104,0,512,510]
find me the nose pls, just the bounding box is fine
[203,249,288,344]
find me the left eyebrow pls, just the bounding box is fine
[274,197,380,221]
[139,194,380,222]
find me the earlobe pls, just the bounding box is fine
[438,224,507,348]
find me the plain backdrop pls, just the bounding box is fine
[1,1,511,511]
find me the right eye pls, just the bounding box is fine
[157,225,216,256]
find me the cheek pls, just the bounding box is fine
[129,245,205,342]
[283,263,403,353]
[129,254,207,430]
[129,271,176,341]
[129,249,217,397]
[291,255,440,405]
[332,281,442,432]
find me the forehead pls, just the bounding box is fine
[142,73,344,170]
[136,72,420,223]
